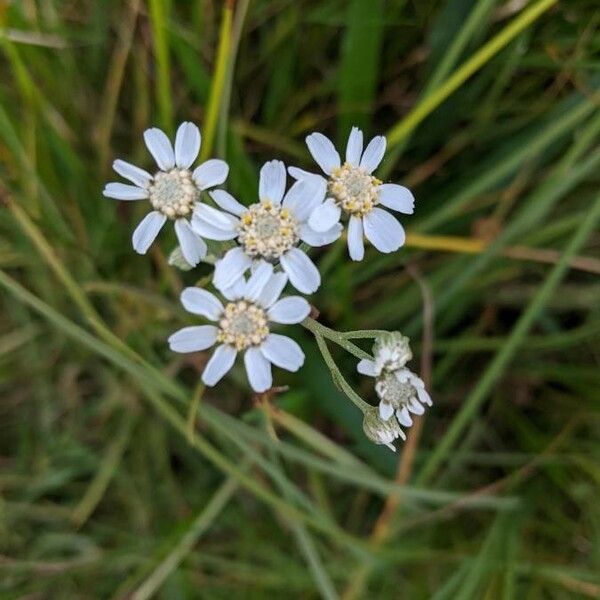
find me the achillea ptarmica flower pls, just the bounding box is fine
[362,406,406,451]
[192,160,339,294]
[168,262,310,392]
[357,332,432,430]
[103,122,229,266]
[290,127,415,261]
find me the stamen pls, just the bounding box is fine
[328,162,381,217]
[149,169,198,218]
[238,200,299,260]
[217,300,269,351]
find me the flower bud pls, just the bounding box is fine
[168,246,194,271]
[362,406,406,451]
[373,332,412,374]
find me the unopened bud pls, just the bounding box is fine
[362,406,406,452]
[168,246,194,271]
[373,332,412,374]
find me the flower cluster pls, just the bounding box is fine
[357,333,433,451]
[105,121,430,450]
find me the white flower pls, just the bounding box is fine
[103,122,229,266]
[362,406,406,452]
[357,333,432,428]
[168,262,310,393]
[191,160,340,294]
[290,127,414,261]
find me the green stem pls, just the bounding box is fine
[313,333,370,413]
[302,317,372,361]
[339,330,388,340]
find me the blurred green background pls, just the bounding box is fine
[1,0,600,598]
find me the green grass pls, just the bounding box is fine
[1,1,600,598]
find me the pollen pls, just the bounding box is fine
[216,300,269,351]
[149,169,199,218]
[328,162,381,217]
[237,200,299,260]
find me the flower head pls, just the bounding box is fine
[191,160,339,294]
[362,406,406,451]
[103,122,229,266]
[290,127,414,261]
[372,331,412,375]
[168,262,310,392]
[357,333,432,431]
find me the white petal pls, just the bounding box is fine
[103,182,148,200]
[417,387,433,407]
[378,184,414,214]
[363,208,405,253]
[256,272,288,309]
[202,345,237,387]
[243,261,274,302]
[306,133,341,175]
[379,401,394,421]
[193,159,229,190]
[210,189,246,216]
[267,296,310,324]
[112,160,152,188]
[394,368,414,383]
[282,177,327,222]
[299,223,342,247]
[143,128,175,171]
[279,248,321,294]
[194,203,239,231]
[408,398,425,416]
[345,127,363,166]
[360,136,386,173]
[259,160,286,204]
[288,166,320,181]
[408,372,425,388]
[347,216,365,261]
[220,277,246,301]
[132,211,166,254]
[357,359,376,377]
[191,215,238,240]
[174,122,201,168]
[168,325,217,353]
[308,198,341,233]
[244,347,272,393]
[180,287,223,320]
[385,443,397,452]
[396,407,413,427]
[261,334,304,372]
[175,219,207,267]
[213,247,252,291]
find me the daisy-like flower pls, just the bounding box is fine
[168,262,310,393]
[103,122,229,266]
[357,332,432,431]
[191,160,340,294]
[290,127,415,261]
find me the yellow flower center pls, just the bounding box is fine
[149,169,198,218]
[216,300,269,351]
[237,200,299,259]
[328,162,381,217]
